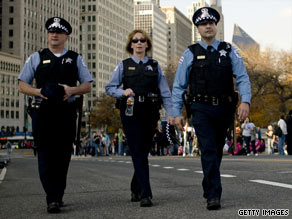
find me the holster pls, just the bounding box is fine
[182,91,191,118]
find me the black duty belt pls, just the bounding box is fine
[135,93,160,103]
[192,94,233,106]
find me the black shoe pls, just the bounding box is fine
[47,202,60,213]
[140,197,153,207]
[59,201,66,207]
[207,198,221,210]
[131,193,141,202]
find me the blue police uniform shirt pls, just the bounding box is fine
[172,39,251,117]
[18,49,93,102]
[105,55,173,117]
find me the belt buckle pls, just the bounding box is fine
[138,96,144,102]
[212,97,219,106]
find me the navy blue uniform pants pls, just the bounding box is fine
[191,102,233,200]
[121,111,159,199]
[34,101,76,204]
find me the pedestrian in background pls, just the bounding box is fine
[106,29,174,207]
[18,17,92,213]
[266,125,275,154]
[172,7,251,210]
[242,117,256,156]
[6,141,12,161]
[278,113,287,155]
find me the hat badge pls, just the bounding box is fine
[53,17,61,24]
[201,8,210,18]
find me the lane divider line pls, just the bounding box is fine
[249,180,292,189]
[163,167,174,169]
[0,167,7,184]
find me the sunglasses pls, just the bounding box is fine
[132,38,146,43]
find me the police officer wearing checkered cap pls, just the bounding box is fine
[172,7,251,210]
[106,29,174,207]
[18,17,93,213]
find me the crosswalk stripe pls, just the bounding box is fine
[249,180,292,189]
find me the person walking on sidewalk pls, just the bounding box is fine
[172,7,251,210]
[18,17,92,213]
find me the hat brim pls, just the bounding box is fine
[195,20,217,26]
[48,28,68,34]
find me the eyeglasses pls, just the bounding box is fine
[131,38,146,43]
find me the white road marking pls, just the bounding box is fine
[177,168,190,171]
[278,171,292,174]
[220,174,236,178]
[125,161,132,164]
[0,167,7,184]
[195,171,236,178]
[250,180,292,189]
[151,165,160,167]
[163,166,174,169]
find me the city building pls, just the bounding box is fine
[80,0,134,109]
[134,0,168,68]
[232,24,260,52]
[0,0,80,132]
[160,6,192,64]
[187,0,224,43]
[0,52,22,135]
[0,0,80,61]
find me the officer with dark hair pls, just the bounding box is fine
[172,7,251,210]
[106,29,174,207]
[18,17,92,213]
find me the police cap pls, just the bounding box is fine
[45,17,72,35]
[192,7,220,26]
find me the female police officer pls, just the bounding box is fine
[172,7,251,210]
[106,29,173,207]
[18,17,92,213]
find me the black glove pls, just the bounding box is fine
[41,82,65,102]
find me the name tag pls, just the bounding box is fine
[43,60,51,64]
[128,67,135,70]
[197,55,205,60]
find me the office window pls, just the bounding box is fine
[9,30,13,37]
[9,18,13,24]
[9,41,13,48]
[9,6,14,13]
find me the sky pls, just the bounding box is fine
[159,0,292,52]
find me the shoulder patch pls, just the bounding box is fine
[25,56,31,64]
[80,57,88,68]
[233,49,242,59]
[179,56,184,64]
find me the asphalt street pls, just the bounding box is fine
[0,149,292,219]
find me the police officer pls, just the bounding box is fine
[106,29,174,207]
[172,7,251,210]
[18,17,93,213]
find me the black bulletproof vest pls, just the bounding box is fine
[35,48,79,88]
[188,42,234,96]
[122,58,159,96]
